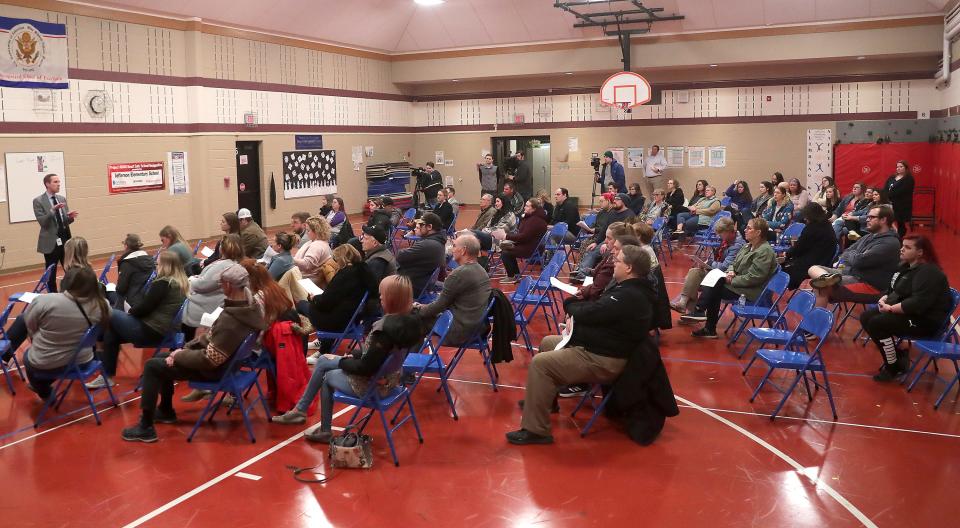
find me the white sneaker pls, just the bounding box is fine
[306,352,320,365]
[84,374,115,389]
[307,340,322,350]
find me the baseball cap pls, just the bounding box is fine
[237,208,252,219]
[220,263,249,288]
[601,192,615,202]
[603,150,614,158]
[362,225,387,244]
[380,196,394,206]
[615,193,629,204]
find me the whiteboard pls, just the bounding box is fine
[4,152,66,224]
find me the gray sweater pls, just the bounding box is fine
[24,292,105,370]
[419,261,492,345]
[184,258,235,327]
[842,229,901,291]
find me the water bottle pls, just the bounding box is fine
[738,294,747,307]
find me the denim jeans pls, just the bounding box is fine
[295,356,342,413]
[2,315,28,361]
[319,369,355,432]
[102,308,163,376]
[22,349,94,400]
[575,246,602,276]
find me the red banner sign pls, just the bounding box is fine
[108,161,165,194]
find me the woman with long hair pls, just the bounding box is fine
[293,216,333,284]
[778,202,838,290]
[820,185,840,216]
[274,274,428,444]
[786,177,811,214]
[240,258,295,326]
[751,181,774,218]
[159,225,199,273]
[267,231,297,281]
[762,183,794,236]
[861,234,952,381]
[326,197,347,238]
[114,233,155,310]
[199,212,241,270]
[88,251,188,388]
[884,159,916,238]
[815,176,835,206]
[61,237,93,290]
[182,234,244,343]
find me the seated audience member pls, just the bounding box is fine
[639,188,670,224]
[724,180,753,214]
[681,217,778,338]
[664,179,686,225]
[671,217,744,315]
[397,212,447,297]
[267,232,296,281]
[830,182,867,221]
[503,182,525,216]
[808,204,900,308]
[115,233,156,310]
[361,225,398,285]
[273,275,427,443]
[674,185,721,238]
[89,251,187,389]
[237,208,268,259]
[324,197,347,239]
[506,246,654,445]
[297,244,377,360]
[626,183,645,215]
[631,221,659,270]
[498,198,549,284]
[537,189,554,219]
[433,188,455,230]
[750,181,774,221]
[290,211,310,249]
[572,192,633,281]
[473,195,518,251]
[472,193,497,231]
[121,263,267,443]
[446,186,461,215]
[293,216,333,284]
[367,196,401,234]
[787,178,811,214]
[683,179,709,212]
[416,233,491,345]
[159,225,199,273]
[861,234,952,381]
[314,244,344,291]
[6,268,109,403]
[606,182,618,195]
[779,203,837,290]
[61,237,94,291]
[762,183,794,237]
[831,184,872,238]
[846,188,886,241]
[182,234,244,343]
[550,187,581,244]
[577,229,637,302]
[814,176,835,205]
[242,258,297,326]
[198,212,241,271]
[318,195,332,218]
[819,186,840,216]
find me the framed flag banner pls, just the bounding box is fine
[283,150,337,199]
[0,17,69,89]
[108,161,165,194]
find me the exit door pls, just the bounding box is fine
[236,141,263,226]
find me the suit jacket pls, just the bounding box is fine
[34,193,74,253]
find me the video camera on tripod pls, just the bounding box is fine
[589,153,602,208]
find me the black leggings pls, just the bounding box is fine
[139,353,219,425]
[861,309,940,365]
[695,278,741,333]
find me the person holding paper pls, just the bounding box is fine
[672,217,744,316]
[641,145,667,197]
[293,216,333,284]
[681,218,777,339]
[181,234,244,345]
[34,173,77,293]
[159,225,199,275]
[506,246,654,445]
[575,225,634,303]
[88,252,187,389]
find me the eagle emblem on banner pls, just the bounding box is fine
[8,24,44,68]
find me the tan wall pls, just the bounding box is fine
[413,121,835,206]
[0,133,414,270]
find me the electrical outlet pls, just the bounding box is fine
[0,246,5,253]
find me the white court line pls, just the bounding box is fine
[0,393,142,451]
[674,395,878,528]
[233,472,261,481]
[121,405,356,528]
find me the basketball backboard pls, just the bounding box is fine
[599,71,652,109]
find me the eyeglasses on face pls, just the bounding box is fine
[866,215,879,220]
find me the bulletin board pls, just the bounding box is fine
[4,151,66,223]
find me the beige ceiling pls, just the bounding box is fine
[80,0,951,53]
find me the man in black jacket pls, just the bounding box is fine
[507,246,653,445]
[396,212,447,298]
[550,187,580,244]
[509,151,533,200]
[421,162,444,206]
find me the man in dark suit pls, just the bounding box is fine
[33,173,77,293]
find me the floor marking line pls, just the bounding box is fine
[121,405,356,528]
[233,472,262,481]
[0,392,143,451]
[674,394,878,528]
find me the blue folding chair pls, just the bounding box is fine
[398,311,457,419]
[141,270,158,293]
[446,298,499,391]
[650,216,671,267]
[9,264,57,303]
[336,345,423,466]
[445,209,460,238]
[570,384,616,437]
[392,208,418,246]
[0,302,25,394]
[416,268,441,304]
[516,259,563,332]
[192,239,204,256]
[542,222,571,270]
[186,333,270,443]
[694,211,732,256]
[904,293,960,408]
[135,299,188,391]
[510,277,550,354]
[773,222,805,253]
[739,290,816,368]
[315,292,369,354]
[725,271,790,345]
[98,253,116,285]
[748,308,837,420]
[33,325,119,428]
[517,231,550,278]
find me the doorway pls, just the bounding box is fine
[236,141,263,226]
[491,135,551,199]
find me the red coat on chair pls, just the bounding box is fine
[263,321,317,415]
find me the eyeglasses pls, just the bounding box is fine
[866,215,879,220]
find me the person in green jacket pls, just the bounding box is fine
[681,217,778,338]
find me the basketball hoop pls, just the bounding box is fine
[599,71,652,110]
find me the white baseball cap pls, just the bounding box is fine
[237,208,252,219]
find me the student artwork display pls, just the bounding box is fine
[687,147,705,168]
[708,146,726,168]
[806,129,833,192]
[282,149,337,199]
[108,161,165,194]
[666,146,685,167]
[610,148,625,166]
[626,147,644,169]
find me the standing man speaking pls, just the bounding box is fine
[642,145,667,197]
[33,173,77,292]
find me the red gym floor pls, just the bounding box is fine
[1,207,959,527]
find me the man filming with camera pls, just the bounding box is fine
[596,151,626,194]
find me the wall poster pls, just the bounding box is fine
[282,149,337,199]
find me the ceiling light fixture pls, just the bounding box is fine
[451,79,459,82]
[564,72,573,75]
[709,64,718,67]
[414,0,444,6]
[857,56,866,60]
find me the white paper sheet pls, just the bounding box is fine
[582,276,594,287]
[553,317,574,350]
[105,282,117,292]
[258,246,277,266]
[700,268,726,287]
[199,246,214,258]
[18,292,38,303]
[200,306,223,328]
[298,278,324,297]
[549,276,579,295]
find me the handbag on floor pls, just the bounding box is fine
[329,431,374,469]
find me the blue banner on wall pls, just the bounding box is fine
[295,135,323,150]
[0,16,69,89]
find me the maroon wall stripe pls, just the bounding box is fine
[0,111,918,135]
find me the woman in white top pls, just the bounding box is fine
[294,216,333,284]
